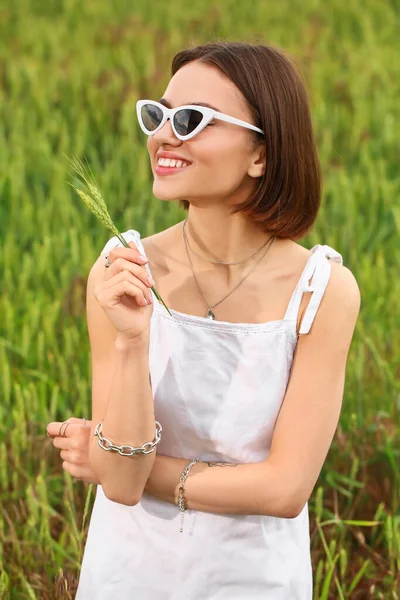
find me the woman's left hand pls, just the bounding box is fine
[46,417,100,484]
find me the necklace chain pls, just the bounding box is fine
[182,219,276,320]
[182,218,272,265]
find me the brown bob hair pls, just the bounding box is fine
[171,41,321,240]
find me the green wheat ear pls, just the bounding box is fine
[65,154,172,316]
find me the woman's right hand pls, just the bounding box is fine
[94,241,155,341]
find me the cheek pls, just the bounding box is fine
[147,137,157,157]
[192,136,249,180]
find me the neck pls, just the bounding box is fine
[183,206,274,268]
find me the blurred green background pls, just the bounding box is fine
[0,0,399,598]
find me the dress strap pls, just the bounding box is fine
[283,245,343,335]
[100,229,141,256]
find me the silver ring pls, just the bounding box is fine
[59,420,70,437]
[62,422,71,437]
[104,254,111,268]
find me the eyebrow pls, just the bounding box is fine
[159,97,221,112]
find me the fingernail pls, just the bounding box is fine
[139,254,148,263]
[148,276,155,286]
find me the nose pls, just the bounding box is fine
[153,117,182,147]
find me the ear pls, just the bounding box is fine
[247,142,266,179]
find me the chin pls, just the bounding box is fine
[152,182,186,201]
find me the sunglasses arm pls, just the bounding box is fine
[214,112,264,134]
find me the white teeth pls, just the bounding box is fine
[157,157,190,168]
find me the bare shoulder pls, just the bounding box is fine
[325,261,361,319]
[141,222,181,248]
[141,222,184,269]
[299,258,361,354]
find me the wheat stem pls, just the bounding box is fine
[66,154,172,316]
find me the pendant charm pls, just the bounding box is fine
[205,308,216,320]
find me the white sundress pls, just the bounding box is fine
[75,228,343,600]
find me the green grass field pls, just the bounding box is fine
[0,0,399,597]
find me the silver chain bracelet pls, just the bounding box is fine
[177,457,201,533]
[94,420,162,456]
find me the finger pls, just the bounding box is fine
[52,426,90,450]
[46,419,85,439]
[60,449,71,461]
[95,278,151,308]
[53,436,75,450]
[107,242,149,268]
[62,461,96,483]
[101,269,153,304]
[60,449,84,464]
[103,257,155,289]
[46,421,69,438]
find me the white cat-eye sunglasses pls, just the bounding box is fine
[136,99,264,141]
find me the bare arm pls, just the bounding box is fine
[87,254,156,506]
[144,455,285,516]
[143,263,361,518]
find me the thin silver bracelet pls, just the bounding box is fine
[177,457,201,533]
[94,420,162,456]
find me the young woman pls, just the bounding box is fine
[47,41,360,599]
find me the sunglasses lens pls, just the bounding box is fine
[174,109,204,137]
[141,104,164,132]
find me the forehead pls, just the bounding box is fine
[162,61,249,115]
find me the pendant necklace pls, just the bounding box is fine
[181,219,276,320]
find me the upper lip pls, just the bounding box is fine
[156,151,192,163]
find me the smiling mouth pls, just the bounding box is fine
[157,158,191,169]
